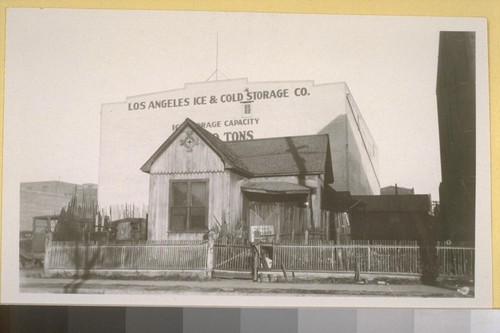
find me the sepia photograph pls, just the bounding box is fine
[1,9,491,307]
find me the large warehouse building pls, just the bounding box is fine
[99,79,380,212]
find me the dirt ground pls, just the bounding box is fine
[19,266,472,298]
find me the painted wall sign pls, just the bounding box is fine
[127,87,310,111]
[99,79,380,208]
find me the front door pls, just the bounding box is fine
[245,193,310,242]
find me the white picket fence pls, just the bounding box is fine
[214,241,474,278]
[45,240,474,278]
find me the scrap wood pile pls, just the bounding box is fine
[101,203,148,221]
[53,193,98,241]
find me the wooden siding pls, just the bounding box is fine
[145,126,326,241]
[147,126,241,241]
[228,172,246,228]
[149,171,235,240]
[150,128,225,174]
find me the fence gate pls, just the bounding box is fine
[213,243,254,279]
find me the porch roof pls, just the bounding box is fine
[241,181,310,194]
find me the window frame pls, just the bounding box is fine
[169,179,209,232]
[241,101,253,117]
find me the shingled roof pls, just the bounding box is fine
[227,135,332,180]
[141,118,333,181]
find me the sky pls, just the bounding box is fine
[3,9,488,200]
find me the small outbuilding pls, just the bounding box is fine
[349,194,434,241]
[141,118,334,241]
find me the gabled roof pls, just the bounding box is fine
[141,118,333,180]
[226,135,332,179]
[140,118,250,175]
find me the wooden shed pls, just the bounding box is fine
[349,194,434,241]
[141,118,334,241]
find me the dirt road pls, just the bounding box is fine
[20,272,469,298]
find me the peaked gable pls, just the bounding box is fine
[141,118,334,181]
[141,118,250,175]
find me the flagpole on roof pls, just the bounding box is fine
[206,33,229,81]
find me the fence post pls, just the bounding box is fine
[367,246,371,272]
[325,211,330,241]
[206,232,215,279]
[44,238,52,275]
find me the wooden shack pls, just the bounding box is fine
[141,118,334,241]
[349,194,434,241]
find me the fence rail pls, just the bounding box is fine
[273,244,422,274]
[46,241,208,270]
[50,240,206,246]
[213,244,253,271]
[437,246,474,277]
[273,244,473,277]
[45,240,474,278]
[212,242,473,278]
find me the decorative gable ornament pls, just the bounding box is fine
[180,130,199,152]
